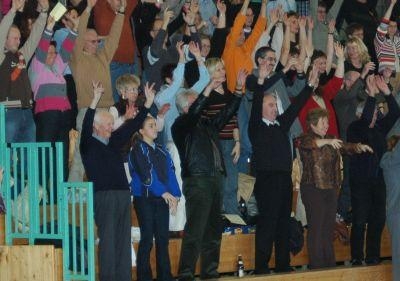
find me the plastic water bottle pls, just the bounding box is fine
[237,254,244,277]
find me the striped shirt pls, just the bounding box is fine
[374,18,400,72]
[202,89,238,140]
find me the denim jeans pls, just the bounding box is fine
[237,93,253,174]
[5,108,36,143]
[110,61,138,103]
[135,196,172,281]
[220,139,240,215]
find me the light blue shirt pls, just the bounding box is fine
[154,62,210,143]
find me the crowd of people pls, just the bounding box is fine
[1,0,400,280]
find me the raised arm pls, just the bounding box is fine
[102,0,125,62]
[19,0,48,62]
[243,0,267,52]
[189,41,210,94]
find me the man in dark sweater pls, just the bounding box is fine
[347,75,400,266]
[172,74,244,281]
[248,64,318,274]
[80,81,154,281]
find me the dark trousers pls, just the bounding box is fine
[36,110,72,181]
[254,171,292,273]
[178,175,223,281]
[350,179,386,261]
[135,196,172,281]
[94,190,132,281]
[301,185,337,269]
[65,74,78,130]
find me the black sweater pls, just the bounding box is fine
[80,107,148,192]
[248,84,313,172]
[347,94,400,183]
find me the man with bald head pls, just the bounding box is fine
[69,0,125,181]
[0,0,48,143]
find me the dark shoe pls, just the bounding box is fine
[275,267,294,273]
[254,268,271,275]
[365,257,381,266]
[351,259,363,266]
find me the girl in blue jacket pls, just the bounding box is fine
[128,115,181,281]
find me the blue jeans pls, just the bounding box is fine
[5,108,35,143]
[237,93,253,174]
[135,196,172,281]
[110,61,138,103]
[220,139,240,215]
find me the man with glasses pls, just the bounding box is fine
[69,0,125,182]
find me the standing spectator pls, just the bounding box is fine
[222,0,267,92]
[248,63,318,274]
[94,0,139,102]
[347,75,400,266]
[0,0,48,143]
[344,37,372,73]
[80,81,154,281]
[29,15,77,181]
[68,0,125,182]
[172,72,245,281]
[298,108,372,269]
[310,0,343,53]
[128,115,181,281]
[380,135,400,281]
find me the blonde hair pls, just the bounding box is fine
[205,57,224,76]
[115,74,140,96]
[345,37,370,65]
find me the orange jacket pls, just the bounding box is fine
[222,14,267,92]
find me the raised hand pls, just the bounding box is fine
[124,103,138,120]
[365,75,378,96]
[163,8,174,26]
[283,57,298,73]
[307,17,314,30]
[87,0,98,9]
[11,0,25,12]
[334,42,345,60]
[183,10,195,25]
[375,75,391,95]
[46,16,56,31]
[176,41,185,62]
[157,103,171,118]
[188,41,201,59]
[299,16,307,28]
[328,19,336,34]
[38,0,49,11]
[308,64,320,88]
[144,82,156,108]
[91,81,104,108]
[360,61,375,79]
[236,69,248,92]
[216,0,226,14]
[269,8,279,25]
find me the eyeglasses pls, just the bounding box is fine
[261,56,276,62]
[87,39,101,44]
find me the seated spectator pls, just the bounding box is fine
[128,115,181,281]
[80,81,155,281]
[380,134,400,281]
[298,108,372,269]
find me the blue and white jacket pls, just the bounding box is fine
[128,140,181,198]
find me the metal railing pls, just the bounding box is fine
[0,104,95,281]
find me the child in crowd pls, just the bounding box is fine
[128,115,181,281]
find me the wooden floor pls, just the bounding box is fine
[221,263,393,281]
